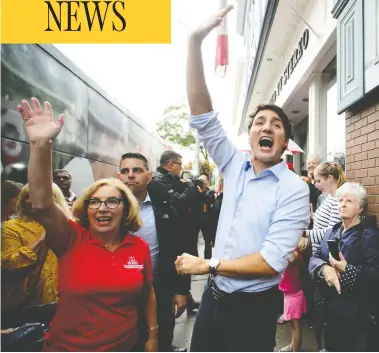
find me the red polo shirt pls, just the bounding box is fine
[43,220,152,352]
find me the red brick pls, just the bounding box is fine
[367,187,379,195]
[351,128,361,138]
[361,117,368,127]
[376,140,379,148]
[362,141,376,152]
[368,204,379,213]
[367,130,379,141]
[355,169,367,177]
[355,152,368,161]
[355,135,368,145]
[368,167,379,176]
[346,132,351,141]
[376,177,379,185]
[346,139,355,148]
[351,161,362,170]
[377,158,379,167]
[346,155,355,163]
[368,149,379,159]
[361,122,375,135]
[352,145,362,154]
[355,119,363,129]
[347,171,355,179]
[362,177,376,185]
[361,106,376,118]
[375,196,379,203]
[368,195,376,204]
[362,159,376,168]
[346,124,355,133]
[368,111,379,123]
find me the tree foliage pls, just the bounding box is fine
[156,104,211,162]
[156,105,195,148]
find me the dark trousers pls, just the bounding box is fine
[137,278,175,352]
[195,216,214,259]
[190,281,281,352]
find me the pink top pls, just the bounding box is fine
[279,250,302,293]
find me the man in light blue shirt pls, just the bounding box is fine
[174,4,310,352]
[118,152,189,352]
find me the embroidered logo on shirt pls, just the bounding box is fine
[124,256,143,269]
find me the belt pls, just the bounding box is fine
[210,279,228,300]
[210,278,279,302]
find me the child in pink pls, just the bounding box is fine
[279,249,307,352]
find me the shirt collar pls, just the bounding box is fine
[142,192,152,205]
[244,159,287,179]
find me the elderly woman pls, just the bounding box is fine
[309,182,379,351]
[16,98,158,352]
[2,183,71,312]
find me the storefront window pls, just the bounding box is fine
[327,82,346,169]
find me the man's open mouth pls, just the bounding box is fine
[259,137,274,148]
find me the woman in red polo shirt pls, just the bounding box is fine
[17,97,158,352]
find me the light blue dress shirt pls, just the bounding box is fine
[132,193,159,276]
[190,111,310,293]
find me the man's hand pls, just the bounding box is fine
[190,4,234,43]
[172,294,187,318]
[322,265,341,294]
[175,253,209,275]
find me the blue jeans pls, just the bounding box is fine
[190,280,280,352]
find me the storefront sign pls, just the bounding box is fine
[270,29,309,104]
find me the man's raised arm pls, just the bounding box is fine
[186,5,234,116]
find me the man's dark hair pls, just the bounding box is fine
[1,180,23,204]
[120,152,150,170]
[160,150,182,166]
[248,104,293,141]
[53,169,72,179]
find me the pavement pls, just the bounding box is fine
[171,236,319,352]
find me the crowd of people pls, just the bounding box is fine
[1,4,379,352]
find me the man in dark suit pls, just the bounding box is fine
[118,152,189,352]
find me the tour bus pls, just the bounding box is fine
[1,44,170,194]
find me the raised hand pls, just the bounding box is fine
[17,97,64,143]
[190,4,234,43]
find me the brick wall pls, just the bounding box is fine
[345,96,379,226]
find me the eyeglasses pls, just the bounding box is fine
[171,161,182,167]
[86,197,122,209]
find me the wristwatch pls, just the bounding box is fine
[209,257,220,277]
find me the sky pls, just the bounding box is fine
[54,0,240,131]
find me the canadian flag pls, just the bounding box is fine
[215,0,229,78]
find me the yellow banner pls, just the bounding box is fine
[1,0,171,43]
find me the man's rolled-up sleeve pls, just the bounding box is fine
[190,111,241,175]
[260,181,310,273]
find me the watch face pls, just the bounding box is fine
[209,258,219,268]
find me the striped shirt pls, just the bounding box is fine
[308,195,340,254]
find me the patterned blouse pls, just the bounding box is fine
[1,218,59,310]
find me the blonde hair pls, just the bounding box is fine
[314,162,346,188]
[72,178,142,235]
[16,183,72,219]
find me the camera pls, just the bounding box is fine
[192,178,204,188]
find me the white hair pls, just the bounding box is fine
[307,155,322,164]
[336,182,368,211]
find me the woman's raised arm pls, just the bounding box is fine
[17,98,74,255]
